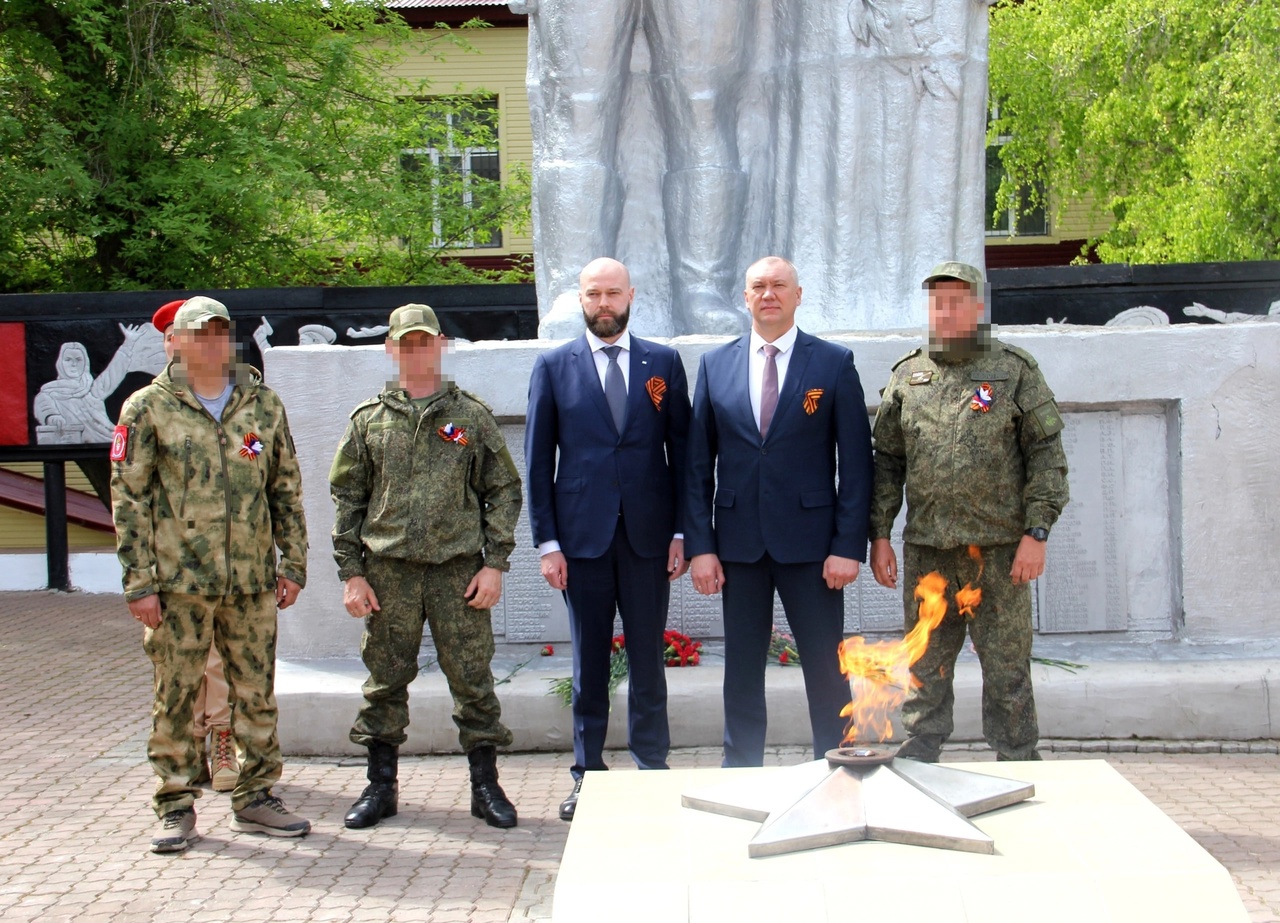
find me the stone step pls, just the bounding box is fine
[276,656,1280,756]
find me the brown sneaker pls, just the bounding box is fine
[210,729,238,792]
[151,808,199,853]
[231,792,311,838]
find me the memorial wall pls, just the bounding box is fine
[270,322,1279,662]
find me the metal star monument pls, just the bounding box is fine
[682,748,1035,858]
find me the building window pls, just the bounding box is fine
[401,97,503,249]
[985,106,1048,238]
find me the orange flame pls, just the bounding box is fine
[837,547,985,744]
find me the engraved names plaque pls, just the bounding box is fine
[1038,412,1127,633]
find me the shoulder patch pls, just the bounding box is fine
[348,396,382,420]
[110,425,129,462]
[1000,343,1040,370]
[890,347,923,371]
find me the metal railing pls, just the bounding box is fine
[0,444,109,592]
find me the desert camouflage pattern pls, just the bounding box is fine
[895,542,1040,762]
[145,591,284,815]
[349,553,513,752]
[869,339,1069,547]
[329,383,522,579]
[111,364,308,601]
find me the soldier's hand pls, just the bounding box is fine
[1010,535,1046,585]
[870,538,898,589]
[343,576,381,618]
[128,594,162,630]
[822,555,860,590]
[466,566,503,610]
[667,537,690,582]
[276,576,302,609]
[690,554,724,596]
[540,551,568,590]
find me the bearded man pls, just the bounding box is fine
[524,257,692,820]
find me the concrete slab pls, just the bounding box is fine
[553,761,1249,923]
[275,656,1280,755]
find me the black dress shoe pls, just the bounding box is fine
[559,778,583,821]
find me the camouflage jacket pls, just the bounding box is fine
[111,364,308,601]
[870,339,1069,548]
[329,382,522,579]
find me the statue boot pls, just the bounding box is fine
[534,162,626,338]
[663,167,752,336]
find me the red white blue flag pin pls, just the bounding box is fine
[970,383,994,413]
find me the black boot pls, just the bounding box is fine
[468,745,517,828]
[344,741,399,829]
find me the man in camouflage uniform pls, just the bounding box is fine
[869,262,1069,762]
[330,304,523,830]
[111,296,311,853]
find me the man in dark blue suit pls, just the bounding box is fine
[686,256,873,767]
[525,257,692,819]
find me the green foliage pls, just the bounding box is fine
[0,0,530,293]
[988,0,1280,263]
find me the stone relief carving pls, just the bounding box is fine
[517,0,993,337]
[1104,306,1170,327]
[32,325,161,444]
[1184,300,1280,324]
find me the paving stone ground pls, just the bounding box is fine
[2,591,1278,922]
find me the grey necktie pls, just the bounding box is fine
[760,343,780,438]
[604,345,627,433]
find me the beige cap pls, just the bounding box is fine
[388,304,442,339]
[922,261,985,290]
[173,296,231,331]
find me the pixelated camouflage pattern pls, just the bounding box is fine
[329,383,522,579]
[349,553,513,752]
[145,591,284,815]
[896,542,1040,761]
[111,364,308,601]
[870,339,1069,547]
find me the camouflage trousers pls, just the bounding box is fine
[350,553,513,753]
[897,542,1041,762]
[144,591,282,816]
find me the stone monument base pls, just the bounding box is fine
[275,655,1280,755]
[552,761,1248,923]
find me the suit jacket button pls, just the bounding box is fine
[761,448,768,455]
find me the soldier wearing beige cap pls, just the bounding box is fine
[112,295,311,852]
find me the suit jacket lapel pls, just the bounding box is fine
[627,337,654,429]
[765,330,814,445]
[728,336,759,445]
[571,335,618,437]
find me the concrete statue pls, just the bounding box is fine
[516,0,995,337]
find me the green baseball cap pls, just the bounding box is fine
[388,303,442,340]
[173,296,231,331]
[922,261,985,290]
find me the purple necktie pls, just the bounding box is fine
[760,343,780,438]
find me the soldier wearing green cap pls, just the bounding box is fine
[330,303,523,831]
[869,262,1070,763]
[111,295,312,853]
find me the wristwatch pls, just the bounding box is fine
[1024,527,1049,542]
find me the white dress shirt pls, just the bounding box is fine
[586,328,631,391]
[748,324,799,431]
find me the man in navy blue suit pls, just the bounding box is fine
[525,258,692,819]
[686,256,873,767]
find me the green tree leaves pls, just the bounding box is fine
[988,0,1280,263]
[0,0,530,292]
